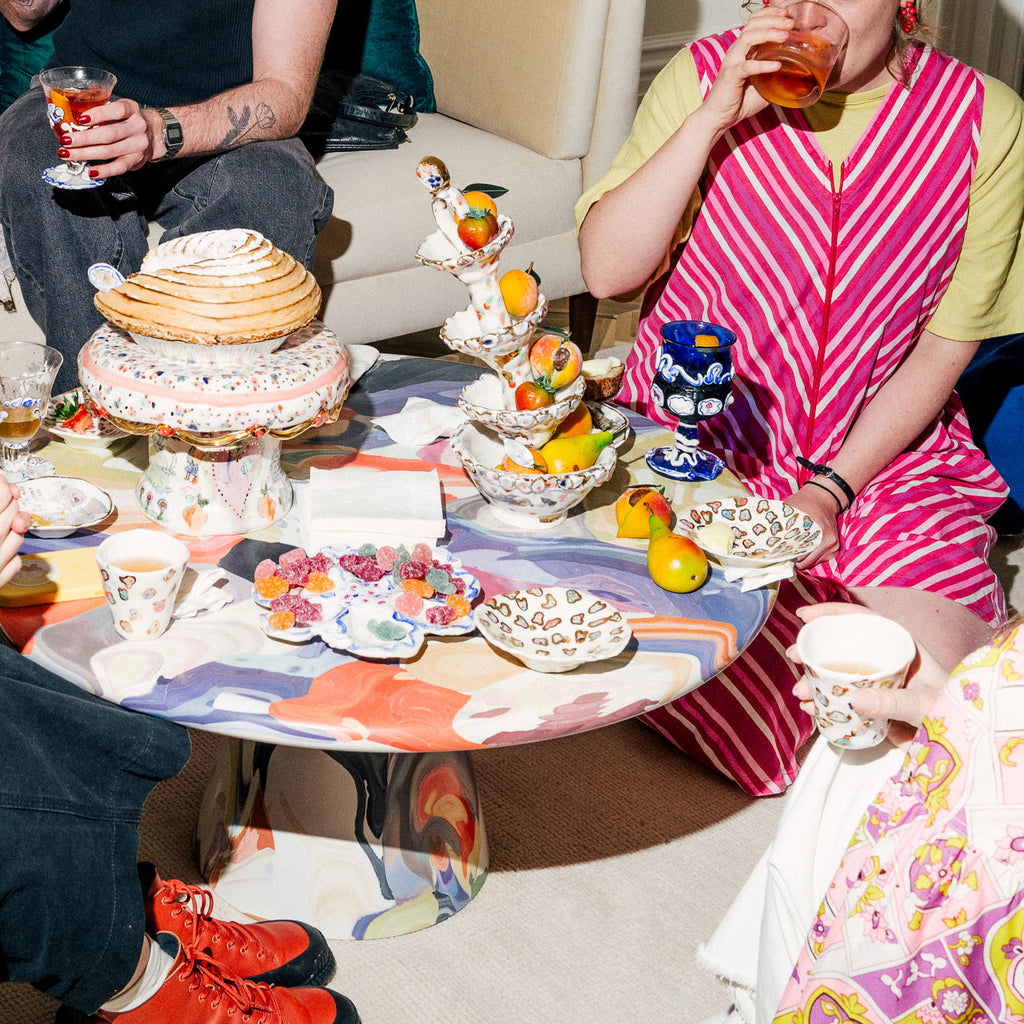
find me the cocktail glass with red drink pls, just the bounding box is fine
[750,1,848,109]
[39,66,117,189]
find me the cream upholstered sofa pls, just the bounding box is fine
[0,0,644,354]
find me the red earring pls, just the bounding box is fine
[899,0,918,33]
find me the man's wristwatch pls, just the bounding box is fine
[152,106,184,161]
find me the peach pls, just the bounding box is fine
[615,486,673,539]
[529,333,583,391]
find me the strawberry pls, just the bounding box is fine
[62,405,94,433]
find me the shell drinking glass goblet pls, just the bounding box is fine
[39,66,117,189]
[646,319,736,481]
[0,343,63,482]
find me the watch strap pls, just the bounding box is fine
[152,106,183,161]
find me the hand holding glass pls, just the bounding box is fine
[39,66,117,189]
[0,343,63,481]
[750,1,848,108]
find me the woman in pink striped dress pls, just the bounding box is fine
[577,0,1024,796]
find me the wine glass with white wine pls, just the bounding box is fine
[0,343,63,481]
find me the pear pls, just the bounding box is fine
[647,515,709,593]
[538,430,614,473]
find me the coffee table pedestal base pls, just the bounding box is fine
[195,738,488,941]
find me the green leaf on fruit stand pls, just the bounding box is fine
[462,182,508,198]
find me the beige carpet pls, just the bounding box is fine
[3,296,1022,1024]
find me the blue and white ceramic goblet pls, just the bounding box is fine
[646,320,736,481]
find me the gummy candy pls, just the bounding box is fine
[401,578,434,598]
[398,559,428,580]
[254,558,278,580]
[278,547,308,567]
[278,558,313,586]
[411,542,433,564]
[304,571,333,594]
[375,545,398,570]
[268,609,296,631]
[306,552,333,574]
[445,594,471,618]
[271,594,321,624]
[367,618,408,642]
[425,567,455,595]
[340,554,388,581]
[393,591,424,617]
[426,605,458,626]
[255,575,290,599]
[358,542,377,558]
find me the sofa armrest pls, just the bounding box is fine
[416,0,610,161]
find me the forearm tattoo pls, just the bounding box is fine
[216,101,277,150]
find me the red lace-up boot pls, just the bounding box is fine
[142,866,335,989]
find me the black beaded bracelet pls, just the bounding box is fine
[805,479,845,514]
[796,457,856,509]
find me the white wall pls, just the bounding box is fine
[642,0,1024,95]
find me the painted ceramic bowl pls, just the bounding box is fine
[450,421,617,530]
[476,586,633,672]
[18,476,113,538]
[678,496,822,568]
[44,389,132,453]
[458,373,585,448]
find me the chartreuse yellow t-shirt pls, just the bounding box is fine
[575,47,1024,339]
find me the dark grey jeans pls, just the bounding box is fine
[0,84,334,394]
[0,643,191,1011]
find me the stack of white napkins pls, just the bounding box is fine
[300,465,445,550]
[374,397,466,447]
[722,560,796,592]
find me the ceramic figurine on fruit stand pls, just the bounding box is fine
[415,156,473,252]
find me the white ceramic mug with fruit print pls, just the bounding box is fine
[95,529,190,640]
[796,612,916,749]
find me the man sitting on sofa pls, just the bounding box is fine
[0,0,337,394]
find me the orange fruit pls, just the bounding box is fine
[615,486,673,538]
[461,191,497,217]
[695,333,720,347]
[550,402,592,439]
[498,441,547,474]
[500,268,540,318]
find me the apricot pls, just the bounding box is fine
[461,190,497,216]
[500,268,540,318]
[550,402,592,439]
[529,333,583,392]
[497,441,547,474]
[615,486,673,539]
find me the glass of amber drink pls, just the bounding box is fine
[0,343,63,481]
[750,1,848,108]
[39,66,117,189]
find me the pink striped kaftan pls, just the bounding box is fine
[622,37,1009,796]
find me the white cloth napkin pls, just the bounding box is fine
[722,560,796,593]
[344,343,380,386]
[373,397,466,447]
[299,465,445,550]
[172,567,234,618]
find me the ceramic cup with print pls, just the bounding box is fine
[750,1,849,109]
[795,612,916,749]
[95,529,190,640]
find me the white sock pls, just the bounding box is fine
[100,933,177,1013]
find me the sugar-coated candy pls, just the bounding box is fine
[271,594,322,624]
[429,561,465,594]
[401,578,434,598]
[426,604,458,626]
[340,554,388,581]
[395,544,411,564]
[411,542,433,564]
[254,558,278,580]
[425,567,455,595]
[393,591,424,617]
[255,575,289,599]
[304,571,333,594]
[267,609,297,631]
[398,559,428,580]
[367,618,408,642]
[278,547,308,567]
[375,545,398,570]
[306,552,333,574]
[358,542,377,558]
[279,557,313,586]
[445,594,471,618]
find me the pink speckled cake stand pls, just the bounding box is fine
[78,321,351,536]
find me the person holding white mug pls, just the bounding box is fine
[697,602,1024,1024]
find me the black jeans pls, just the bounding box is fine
[0,643,190,1011]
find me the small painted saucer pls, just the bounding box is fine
[18,476,113,538]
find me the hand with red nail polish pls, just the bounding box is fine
[57,149,70,159]
[88,168,99,178]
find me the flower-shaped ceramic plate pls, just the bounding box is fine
[252,542,480,659]
[475,586,633,673]
[17,476,113,538]
[45,389,132,453]
[678,496,822,569]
